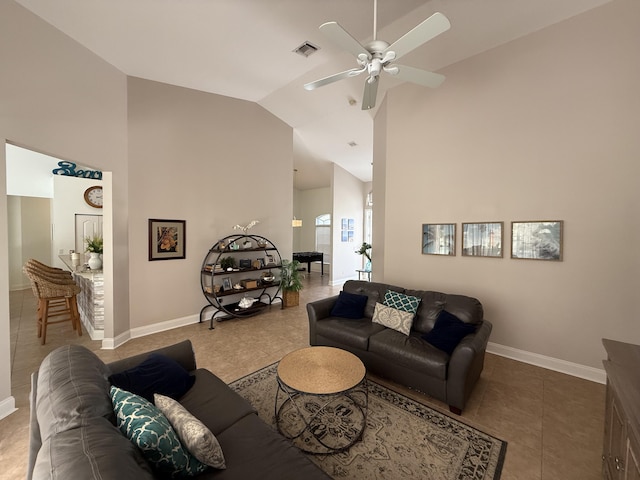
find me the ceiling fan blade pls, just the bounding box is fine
[304,68,365,91]
[320,21,371,60]
[384,12,450,61]
[392,64,446,88]
[361,77,379,110]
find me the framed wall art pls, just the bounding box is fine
[341,217,355,242]
[422,223,456,256]
[511,220,563,261]
[148,219,186,261]
[462,222,503,258]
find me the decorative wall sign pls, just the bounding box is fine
[148,219,186,261]
[52,161,102,180]
[462,222,503,258]
[422,223,456,256]
[511,220,563,261]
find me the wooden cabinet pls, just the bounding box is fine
[602,339,640,480]
[199,234,282,329]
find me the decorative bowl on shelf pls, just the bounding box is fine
[261,271,275,284]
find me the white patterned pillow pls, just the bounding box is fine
[110,386,208,478]
[372,302,415,336]
[154,394,226,469]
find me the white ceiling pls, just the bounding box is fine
[15,0,611,190]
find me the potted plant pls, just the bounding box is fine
[85,236,103,270]
[356,242,372,271]
[279,259,303,307]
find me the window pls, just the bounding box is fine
[364,190,373,246]
[315,214,331,266]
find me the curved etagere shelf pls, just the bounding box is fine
[199,234,282,329]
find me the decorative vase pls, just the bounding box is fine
[365,260,372,272]
[88,252,102,270]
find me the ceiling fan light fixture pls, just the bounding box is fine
[303,4,451,110]
[383,65,399,75]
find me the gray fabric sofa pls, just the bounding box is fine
[307,280,492,414]
[27,340,329,480]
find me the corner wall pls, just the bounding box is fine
[126,78,293,331]
[380,0,640,372]
[331,164,366,285]
[0,0,128,417]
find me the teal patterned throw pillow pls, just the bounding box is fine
[110,386,209,478]
[383,290,421,315]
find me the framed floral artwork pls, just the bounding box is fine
[148,219,186,261]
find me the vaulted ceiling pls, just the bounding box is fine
[15,0,611,189]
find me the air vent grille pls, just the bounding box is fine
[293,41,319,57]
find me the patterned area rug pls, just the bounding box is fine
[229,363,506,480]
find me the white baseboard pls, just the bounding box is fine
[0,396,17,420]
[81,319,104,341]
[101,314,201,350]
[487,342,606,384]
[130,314,200,339]
[101,330,130,350]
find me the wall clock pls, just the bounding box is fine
[84,185,103,208]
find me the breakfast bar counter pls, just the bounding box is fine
[59,254,104,340]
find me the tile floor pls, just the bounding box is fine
[1,274,605,480]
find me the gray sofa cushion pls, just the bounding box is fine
[368,329,449,380]
[406,290,484,333]
[443,294,484,325]
[343,280,403,318]
[210,414,330,480]
[405,290,446,334]
[315,317,386,350]
[32,418,154,480]
[36,345,113,443]
[178,369,257,436]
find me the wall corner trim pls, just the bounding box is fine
[487,342,606,384]
[0,396,17,421]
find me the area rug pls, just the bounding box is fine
[229,363,507,480]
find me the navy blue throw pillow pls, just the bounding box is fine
[422,310,476,355]
[109,353,195,402]
[330,291,368,319]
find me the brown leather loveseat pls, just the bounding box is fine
[307,280,492,414]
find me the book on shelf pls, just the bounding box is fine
[204,263,224,273]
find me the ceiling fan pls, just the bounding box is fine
[304,0,451,110]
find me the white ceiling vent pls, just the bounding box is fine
[293,41,319,57]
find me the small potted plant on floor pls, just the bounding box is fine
[85,236,103,270]
[279,259,303,307]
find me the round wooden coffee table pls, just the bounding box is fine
[275,346,367,454]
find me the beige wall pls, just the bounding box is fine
[331,164,366,284]
[378,0,640,371]
[127,77,293,331]
[0,0,128,414]
[7,196,51,291]
[294,187,331,253]
[0,2,293,412]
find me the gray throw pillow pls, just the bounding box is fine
[154,394,226,470]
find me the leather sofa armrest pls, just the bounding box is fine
[447,320,493,412]
[306,295,339,344]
